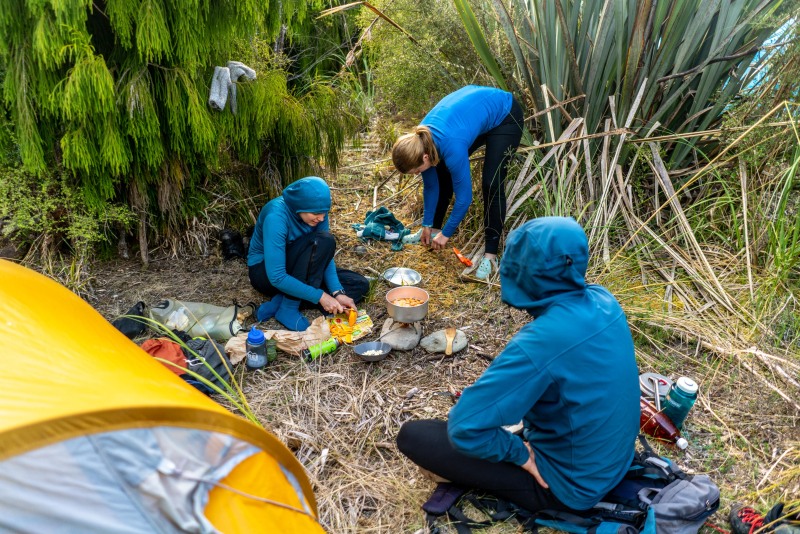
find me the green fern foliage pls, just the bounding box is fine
[0,0,357,251]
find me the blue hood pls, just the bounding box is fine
[500,217,588,315]
[283,177,331,214]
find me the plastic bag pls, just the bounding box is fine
[149,299,247,341]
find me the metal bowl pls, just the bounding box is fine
[382,267,422,287]
[353,341,392,362]
[385,286,429,323]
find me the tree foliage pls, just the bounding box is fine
[356,0,486,118]
[0,0,359,257]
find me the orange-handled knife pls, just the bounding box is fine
[453,247,472,267]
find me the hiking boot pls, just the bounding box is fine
[731,503,800,534]
[731,503,767,534]
[768,503,800,534]
[474,257,498,281]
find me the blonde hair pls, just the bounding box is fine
[391,125,439,173]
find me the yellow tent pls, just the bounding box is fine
[0,259,325,533]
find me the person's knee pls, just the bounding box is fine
[396,421,417,456]
[350,276,370,303]
[313,231,336,263]
[397,419,445,460]
[397,420,432,458]
[316,231,336,250]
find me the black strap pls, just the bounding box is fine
[425,491,534,534]
[534,509,605,528]
[632,435,686,481]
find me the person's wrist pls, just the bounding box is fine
[331,289,346,298]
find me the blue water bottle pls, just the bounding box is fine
[245,327,268,370]
[661,376,698,429]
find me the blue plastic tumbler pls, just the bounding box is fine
[661,376,698,429]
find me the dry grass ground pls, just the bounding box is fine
[89,138,799,533]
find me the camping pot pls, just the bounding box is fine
[382,267,422,287]
[385,286,429,323]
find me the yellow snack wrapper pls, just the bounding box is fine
[329,308,373,343]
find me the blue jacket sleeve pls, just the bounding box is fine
[320,219,343,294]
[421,168,439,227]
[441,149,472,237]
[447,333,550,466]
[263,212,324,303]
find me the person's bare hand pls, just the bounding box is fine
[421,227,433,246]
[335,294,356,311]
[319,292,344,315]
[431,232,449,250]
[521,442,549,489]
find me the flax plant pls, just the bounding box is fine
[457,0,790,168]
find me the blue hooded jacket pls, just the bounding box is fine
[247,177,343,303]
[420,85,513,237]
[447,217,640,510]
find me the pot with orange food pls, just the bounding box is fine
[385,286,429,323]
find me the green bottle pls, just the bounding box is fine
[301,338,340,362]
[266,338,277,363]
[661,377,698,430]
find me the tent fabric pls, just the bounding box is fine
[0,260,325,533]
[0,428,258,533]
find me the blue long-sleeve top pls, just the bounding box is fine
[420,85,513,237]
[447,217,640,510]
[246,177,343,303]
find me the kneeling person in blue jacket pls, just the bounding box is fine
[397,217,640,513]
[247,177,369,331]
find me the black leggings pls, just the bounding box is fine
[432,99,524,255]
[396,419,576,514]
[248,232,370,306]
[248,231,336,300]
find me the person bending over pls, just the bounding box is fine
[397,217,640,513]
[392,85,524,280]
[247,176,368,331]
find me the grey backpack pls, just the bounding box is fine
[640,471,720,534]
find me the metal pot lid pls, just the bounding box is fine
[639,372,672,398]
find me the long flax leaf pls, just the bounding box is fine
[453,0,508,90]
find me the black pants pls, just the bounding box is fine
[248,231,369,305]
[432,99,524,255]
[397,419,576,514]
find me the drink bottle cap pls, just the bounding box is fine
[247,326,265,344]
[676,437,688,450]
[676,377,698,395]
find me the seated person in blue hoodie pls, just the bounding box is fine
[391,85,524,280]
[397,217,640,513]
[247,176,369,331]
